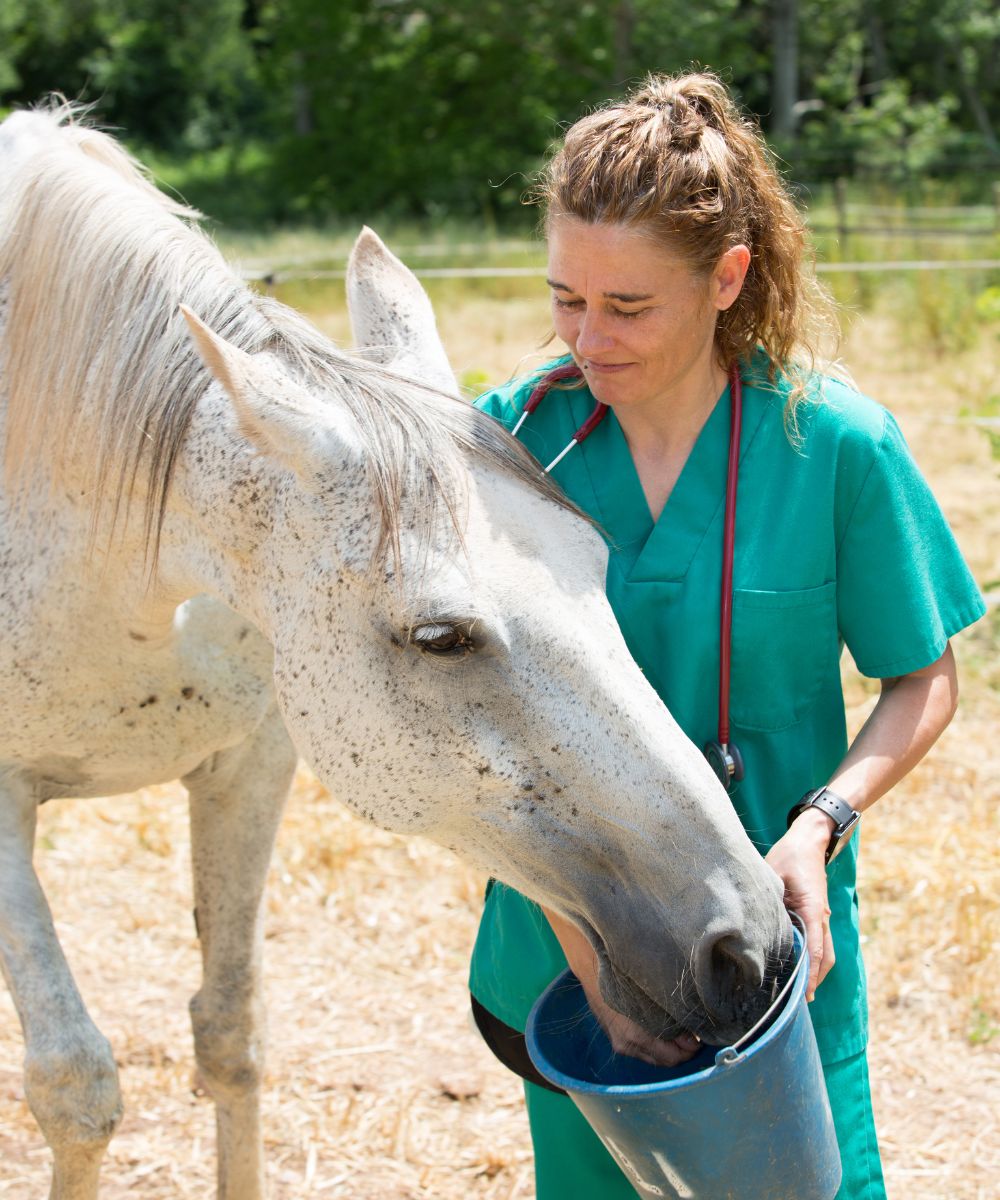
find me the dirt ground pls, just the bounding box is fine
[1,296,998,1198]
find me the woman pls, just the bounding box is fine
[468,72,985,1199]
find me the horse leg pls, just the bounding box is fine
[182,709,297,1200]
[0,773,123,1200]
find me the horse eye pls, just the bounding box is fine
[410,623,475,657]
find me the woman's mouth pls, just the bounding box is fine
[582,360,633,375]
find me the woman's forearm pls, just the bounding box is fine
[827,643,959,813]
[767,642,959,999]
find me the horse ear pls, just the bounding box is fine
[346,227,460,397]
[180,304,251,405]
[179,305,341,480]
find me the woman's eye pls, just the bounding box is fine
[553,296,584,310]
[614,308,645,320]
[410,624,475,656]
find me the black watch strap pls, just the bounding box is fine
[787,787,860,863]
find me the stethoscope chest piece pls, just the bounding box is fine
[703,739,745,792]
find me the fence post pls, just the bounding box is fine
[834,177,850,251]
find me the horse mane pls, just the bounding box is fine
[0,101,574,573]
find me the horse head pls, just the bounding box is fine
[179,232,792,1046]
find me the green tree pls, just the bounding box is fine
[260,0,612,217]
[2,0,997,218]
[260,0,782,219]
[0,0,260,150]
[0,0,104,105]
[83,0,260,149]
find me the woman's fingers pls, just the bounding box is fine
[764,814,835,1002]
[803,901,832,1001]
[818,908,836,989]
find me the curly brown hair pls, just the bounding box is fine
[533,71,840,417]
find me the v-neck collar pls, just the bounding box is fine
[572,375,769,583]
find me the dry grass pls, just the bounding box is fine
[1,284,998,1198]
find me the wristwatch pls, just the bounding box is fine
[786,787,860,863]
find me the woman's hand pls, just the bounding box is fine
[765,808,835,1001]
[542,906,701,1066]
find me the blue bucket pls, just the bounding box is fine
[525,919,841,1200]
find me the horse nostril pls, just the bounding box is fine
[708,933,764,996]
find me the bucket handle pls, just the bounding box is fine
[714,911,807,1067]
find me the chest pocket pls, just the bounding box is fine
[730,582,839,732]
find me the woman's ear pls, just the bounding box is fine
[713,245,751,312]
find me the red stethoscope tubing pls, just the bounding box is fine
[516,362,744,790]
[512,364,609,471]
[718,365,742,752]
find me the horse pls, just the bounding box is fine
[0,103,791,1200]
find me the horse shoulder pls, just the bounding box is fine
[0,547,278,798]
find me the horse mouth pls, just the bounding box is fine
[592,942,702,1042]
[590,931,793,1047]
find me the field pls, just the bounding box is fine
[0,234,998,1198]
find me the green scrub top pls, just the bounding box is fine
[469,350,985,1065]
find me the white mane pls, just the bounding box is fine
[0,103,567,568]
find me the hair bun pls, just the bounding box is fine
[633,78,677,111]
[632,76,710,150]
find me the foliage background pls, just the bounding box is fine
[1,0,998,226]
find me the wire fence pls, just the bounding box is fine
[234,199,1000,284]
[245,257,1000,284]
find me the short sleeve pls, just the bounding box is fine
[836,411,985,678]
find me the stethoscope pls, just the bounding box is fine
[513,362,746,793]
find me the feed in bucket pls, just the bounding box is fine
[525,916,842,1200]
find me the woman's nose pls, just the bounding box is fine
[575,310,616,357]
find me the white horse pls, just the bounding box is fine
[0,105,790,1200]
